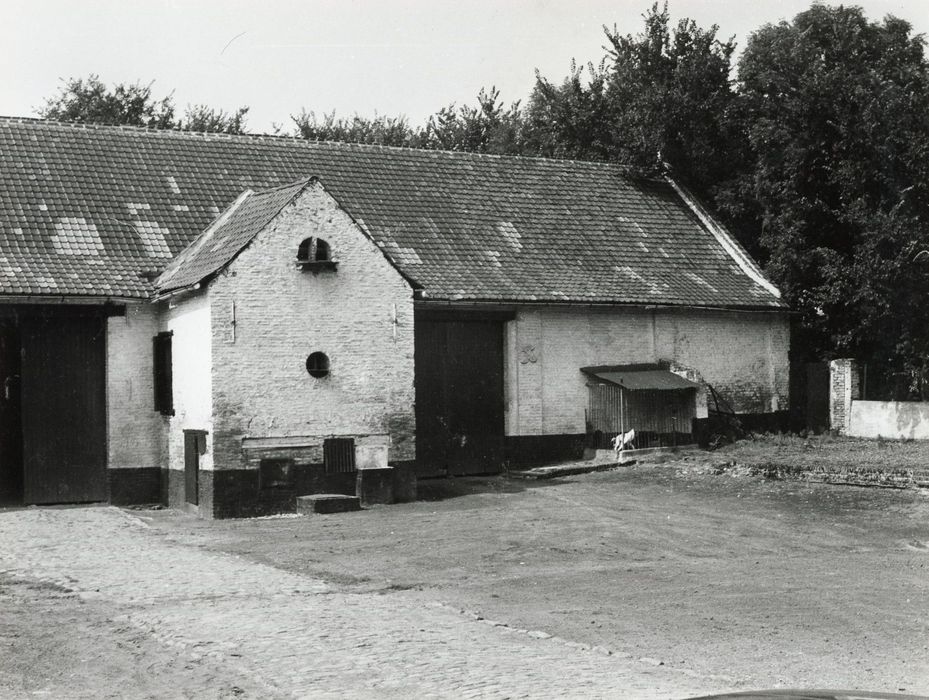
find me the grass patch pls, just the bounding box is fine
[699,433,929,487]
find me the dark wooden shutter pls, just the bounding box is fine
[153,332,174,415]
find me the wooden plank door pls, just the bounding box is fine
[21,314,107,504]
[414,320,450,476]
[0,320,23,502]
[444,321,504,475]
[415,319,505,476]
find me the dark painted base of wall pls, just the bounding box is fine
[102,462,415,518]
[391,462,418,503]
[107,468,161,506]
[200,463,417,519]
[693,410,790,447]
[504,434,587,468]
[163,468,186,509]
[294,464,357,498]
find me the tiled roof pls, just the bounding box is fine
[156,179,311,294]
[0,117,784,308]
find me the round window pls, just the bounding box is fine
[306,351,330,378]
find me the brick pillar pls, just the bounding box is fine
[829,359,859,434]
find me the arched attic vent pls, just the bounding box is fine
[296,236,337,272]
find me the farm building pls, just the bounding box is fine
[0,117,789,517]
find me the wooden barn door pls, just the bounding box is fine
[21,313,107,504]
[415,318,505,476]
[0,320,23,502]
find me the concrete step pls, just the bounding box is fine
[509,460,636,480]
[296,494,361,515]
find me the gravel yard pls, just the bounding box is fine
[2,445,928,698]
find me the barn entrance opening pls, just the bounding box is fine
[0,318,22,504]
[0,306,109,505]
[414,311,506,477]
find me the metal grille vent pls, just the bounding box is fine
[324,437,356,474]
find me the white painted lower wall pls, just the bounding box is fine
[504,306,790,436]
[848,400,929,440]
[162,292,213,472]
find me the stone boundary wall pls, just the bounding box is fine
[848,400,929,440]
[829,358,929,440]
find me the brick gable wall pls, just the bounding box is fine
[203,184,415,515]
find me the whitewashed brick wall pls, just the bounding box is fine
[160,292,214,473]
[505,306,790,436]
[208,182,416,469]
[106,303,162,470]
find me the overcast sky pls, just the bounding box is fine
[2,1,927,134]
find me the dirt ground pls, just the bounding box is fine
[2,451,928,698]
[142,459,929,695]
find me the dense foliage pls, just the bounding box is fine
[733,5,929,397]
[39,75,250,134]
[292,87,523,154]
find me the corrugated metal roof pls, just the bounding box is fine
[0,117,786,308]
[582,366,700,391]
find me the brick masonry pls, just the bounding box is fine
[157,183,416,517]
[829,358,860,434]
[106,304,163,474]
[505,306,790,438]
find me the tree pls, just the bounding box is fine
[291,88,523,154]
[39,74,250,135]
[291,109,417,147]
[520,61,613,161]
[39,74,175,128]
[521,3,742,202]
[420,87,523,154]
[181,105,250,135]
[606,3,743,197]
[734,5,929,397]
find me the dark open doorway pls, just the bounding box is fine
[415,311,506,477]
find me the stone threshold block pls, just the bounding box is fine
[296,494,361,515]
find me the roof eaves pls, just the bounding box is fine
[414,296,789,313]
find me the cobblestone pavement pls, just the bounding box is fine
[0,506,725,699]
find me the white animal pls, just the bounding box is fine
[611,429,636,453]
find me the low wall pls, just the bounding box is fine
[848,400,929,440]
